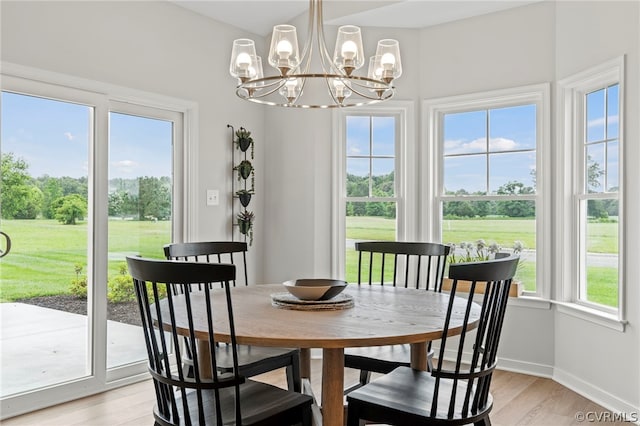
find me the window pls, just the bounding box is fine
[332,102,415,282]
[424,85,550,297]
[559,58,624,319]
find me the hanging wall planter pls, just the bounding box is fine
[235,128,253,152]
[229,123,256,246]
[235,189,253,207]
[237,210,254,245]
[234,160,254,180]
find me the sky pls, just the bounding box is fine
[1,92,172,180]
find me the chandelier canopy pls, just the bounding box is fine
[229,0,402,109]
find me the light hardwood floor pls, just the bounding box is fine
[3,362,627,426]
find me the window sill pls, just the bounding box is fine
[507,295,552,310]
[554,302,626,332]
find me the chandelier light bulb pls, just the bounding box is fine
[381,53,395,68]
[341,40,358,60]
[236,52,252,70]
[277,40,293,59]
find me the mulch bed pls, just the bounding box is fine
[15,295,142,327]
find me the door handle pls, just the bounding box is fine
[0,231,11,258]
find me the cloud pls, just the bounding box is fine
[111,160,139,175]
[114,160,138,167]
[444,137,518,154]
[587,115,618,128]
[64,132,75,141]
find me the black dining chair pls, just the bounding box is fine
[164,241,302,393]
[344,241,450,392]
[126,256,313,426]
[346,255,519,426]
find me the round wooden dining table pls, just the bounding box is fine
[160,283,481,426]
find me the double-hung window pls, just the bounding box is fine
[333,102,415,282]
[558,57,624,321]
[424,84,550,297]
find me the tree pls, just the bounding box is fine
[496,181,535,217]
[137,176,171,220]
[586,156,605,192]
[38,176,64,219]
[54,194,87,225]
[1,152,43,219]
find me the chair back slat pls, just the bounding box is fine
[354,241,451,291]
[164,241,249,287]
[126,256,242,426]
[431,255,519,420]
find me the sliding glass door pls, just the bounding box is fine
[1,91,93,396]
[106,106,178,374]
[0,75,186,418]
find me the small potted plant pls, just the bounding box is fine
[444,239,524,297]
[237,210,255,245]
[235,189,254,208]
[234,160,254,181]
[235,128,253,152]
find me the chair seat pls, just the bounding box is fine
[182,344,301,392]
[216,344,299,375]
[345,344,434,374]
[155,379,313,426]
[345,344,412,373]
[346,366,493,425]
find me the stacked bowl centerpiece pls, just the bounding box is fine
[282,279,347,301]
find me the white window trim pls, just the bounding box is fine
[0,61,198,417]
[556,56,626,327]
[331,101,416,279]
[423,83,551,300]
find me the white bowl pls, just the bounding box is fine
[283,279,347,301]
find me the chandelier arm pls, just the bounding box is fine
[238,77,289,100]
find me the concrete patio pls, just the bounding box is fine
[0,302,147,397]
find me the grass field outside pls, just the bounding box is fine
[0,217,618,308]
[345,215,618,307]
[0,219,170,302]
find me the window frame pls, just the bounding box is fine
[557,57,625,325]
[331,101,416,280]
[423,84,551,299]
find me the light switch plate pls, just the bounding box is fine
[206,189,219,206]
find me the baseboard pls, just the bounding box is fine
[553,367,640,422]
[495,356,554,378]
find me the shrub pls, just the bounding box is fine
[107,263,166,303]
[107,264,136,303]
[69,264,88,298]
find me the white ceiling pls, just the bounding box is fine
[170,0,545,36]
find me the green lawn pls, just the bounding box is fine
[0,219,170,302]
[346,216,618,307]
[0,218,619,308]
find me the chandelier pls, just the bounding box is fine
[229,0,402,109]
